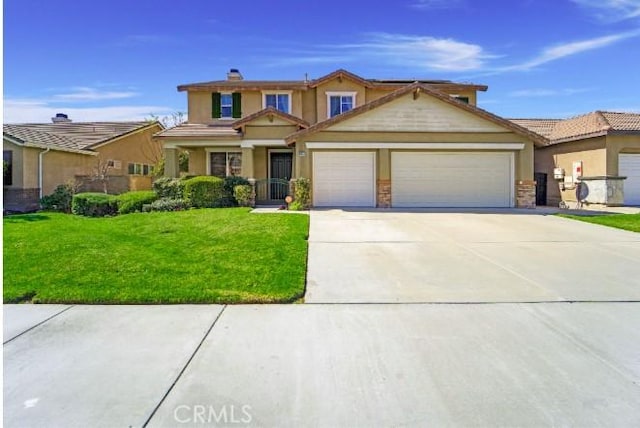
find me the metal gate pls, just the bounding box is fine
[255,179,289,205]
[534,172,547,206]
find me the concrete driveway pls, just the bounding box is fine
[306,209,640,303]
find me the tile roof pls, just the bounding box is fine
[232,107,309,129]
[154,123,241,139]
[510,111,640,145]
[285,82,548,146]
[177,69,487,92]
[3,121,157,154]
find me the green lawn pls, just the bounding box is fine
[558,213,640,233]
[3,208,309,304]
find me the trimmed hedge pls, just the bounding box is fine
[152,177,185,199]
[142,198,189,212]
[222,176,250,207]
[117,191,158,214]
[72,193,119,217]
[40,184,75,213]
[183,176,225,208]
[234,184,253,207]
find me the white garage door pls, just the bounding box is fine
[620,154,640,205]
[392,152,513,208]
[313,152,376,207]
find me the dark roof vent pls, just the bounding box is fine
[227,68,243,81]
[52,113,72,123]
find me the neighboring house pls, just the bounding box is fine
[3,116,164,212]
[512,112,640,207]
[156,68,545,208]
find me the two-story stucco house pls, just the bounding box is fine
[155,69,545,208]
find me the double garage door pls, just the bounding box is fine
[313,151,513,208]
[619,154,640,205]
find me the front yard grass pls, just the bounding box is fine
[558,213,640,233]
[3,208,309,304]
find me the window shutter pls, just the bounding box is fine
[232,92,242,118]
[212,92,221,118]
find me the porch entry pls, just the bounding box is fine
[255,151,293,204]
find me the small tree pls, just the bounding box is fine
[91,156,113,194]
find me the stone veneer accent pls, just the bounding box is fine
[377,179,391,208]
[516,180,536,209]
[3,188,40,212]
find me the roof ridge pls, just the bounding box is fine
[594,110,613,130]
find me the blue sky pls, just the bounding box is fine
[3,0,640,123]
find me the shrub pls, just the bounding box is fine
[40,184,75,213]
[292,177,311,210]
[234,184,253,207]
[72,193,119,217]
[222,176,250,207]
[117,191,158,214]
[142,198,189,212]
[183,176,225,208]
[152,177,185,199]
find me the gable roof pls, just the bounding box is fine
[285,82,548,145]
[3,121,161,154]
[511,111,640,145]
[232,107,309,130]
[308,69,374,88]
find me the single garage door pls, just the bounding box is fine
[619,154,640,205]
[313,152,375,207]
[392,152,513,207]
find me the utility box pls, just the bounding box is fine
[572,161,583,181]
[553,167,565,180]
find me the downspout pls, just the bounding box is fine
[38,147,51,199]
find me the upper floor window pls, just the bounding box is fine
[327,92,356,118]
[3,150,13,186]
[263,91,291,114]
[212,92,242,119]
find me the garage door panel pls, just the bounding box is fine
[313,152,375,207]
[620,154,640,205]
[392,152,513,208]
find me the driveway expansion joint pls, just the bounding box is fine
[3,305,75,345]
[142,305,228,428]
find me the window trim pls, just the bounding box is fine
[262,90,293,114]
[326,91,357,118]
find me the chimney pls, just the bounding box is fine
[52,113,72,123]
[226,68,243,81]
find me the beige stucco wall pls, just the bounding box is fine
[95,125,163,175]
[315,80,367,123]
[41,149,95,194]
[188,148,207,175]
[535,137,607,204]
[244,125,299,139]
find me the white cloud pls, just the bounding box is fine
[269,33,495,72]
[410,0,465,10]
[53,87,139,102]
[502,31,640,71]
[3,98,173,123]
[571,0,640,22]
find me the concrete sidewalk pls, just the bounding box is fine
[4,303,640,427]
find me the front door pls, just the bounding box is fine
[270,152,293,200]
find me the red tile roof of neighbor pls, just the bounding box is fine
[3,121,160,153]
[511,111,640,145]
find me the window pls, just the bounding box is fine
[209,152,242,178]
[212,92,242,119]
[453,96,469,104]
[220,94,233,118]
[3,150,12,186]
[127,162,154,176]
[263,92,291,114]
[327,92,356,118]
